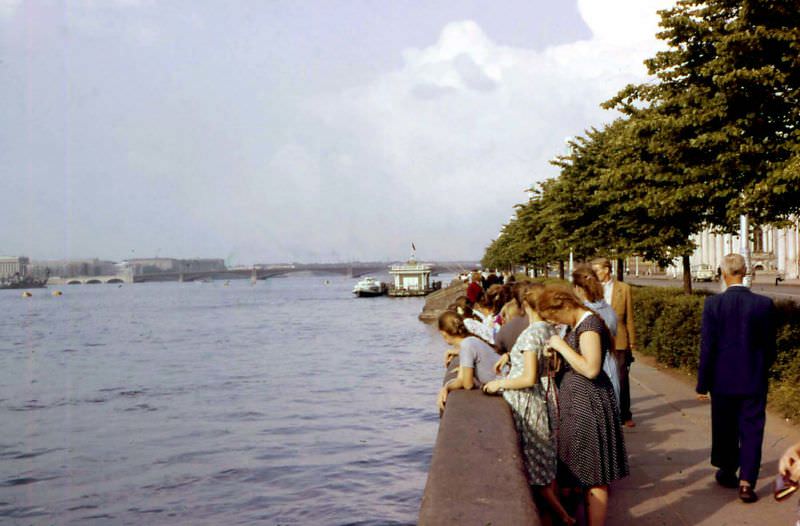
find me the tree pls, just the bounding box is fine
[603,0,800,291]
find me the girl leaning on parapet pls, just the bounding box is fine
[435,310,501,411]
[481,284,576,526]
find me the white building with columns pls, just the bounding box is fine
[688,217,800,279]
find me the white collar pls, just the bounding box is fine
[574,310,592,328]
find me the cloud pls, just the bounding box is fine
[1,0,677,263]
[0,0,21,18]
[268,0,674,261]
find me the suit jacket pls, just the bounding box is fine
[610,279,635,351]
[696,286,776,396]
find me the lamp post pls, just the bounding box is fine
[568,247,574,281]
[740,214,752,287]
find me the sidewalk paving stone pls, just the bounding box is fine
[606,353,800,525]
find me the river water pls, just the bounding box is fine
[0,275,444,525]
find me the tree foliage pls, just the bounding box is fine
[483,0,800,294]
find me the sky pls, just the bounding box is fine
[0,0,675,264]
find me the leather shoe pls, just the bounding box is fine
[715,470,739,488]
[739,484,758,503]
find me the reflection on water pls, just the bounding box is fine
[0,276,442,525]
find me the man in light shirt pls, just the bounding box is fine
[592,257,637,427]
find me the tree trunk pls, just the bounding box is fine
[533,267,539,278]
[682,254,693,295]
[558,260,565,281]
[616,258,625,282]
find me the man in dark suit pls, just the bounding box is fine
[696,253,776,503]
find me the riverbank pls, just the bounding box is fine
[417,281,466,323]
[417,279,800,524]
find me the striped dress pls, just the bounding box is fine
[557,313,629,487]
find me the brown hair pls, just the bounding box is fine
[572,264,604,302]
[538,285,614,348]
[591,257,612,272]
[446,298,476,320]
[536,285,586,318]
[511,282,531,311]
[479,284,511,315]
[438,310,471,338]
[521,283,545,311]
[451,295,472,309]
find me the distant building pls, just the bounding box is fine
[30,259,118,278]
[689,218,800,278]
[176,258,226,273]
[0,256,29,279]
[124,258,226,275]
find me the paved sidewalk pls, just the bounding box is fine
[627,275,800,302]
[607,354,800,526]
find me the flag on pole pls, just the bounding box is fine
[412,242,416,252]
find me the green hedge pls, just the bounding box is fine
[632,285,800,419]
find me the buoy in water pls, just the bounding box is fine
[52,290,63,296]
[21,291,32,298]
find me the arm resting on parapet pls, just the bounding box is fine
[437,366,475,411]
[484,351,537,393]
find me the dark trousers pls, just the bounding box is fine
[710,393,767,485]
[612,349,633,421]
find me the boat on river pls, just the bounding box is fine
[352,277,387,297]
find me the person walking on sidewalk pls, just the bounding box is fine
[591,257,637,427]
[696,253,777,503]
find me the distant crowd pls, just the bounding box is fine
[437,254,797,524]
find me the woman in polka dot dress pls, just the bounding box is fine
[538,285,629,526]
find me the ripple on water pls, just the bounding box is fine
[0,447,63,460]
[1,475,58,487]
[7,400,48,411]
[0,505,49,519]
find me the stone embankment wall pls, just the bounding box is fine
[418,281,541,524]
[418,281,467,323]
[417,389,540,525]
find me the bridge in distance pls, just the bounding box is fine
[133,261,479,283]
